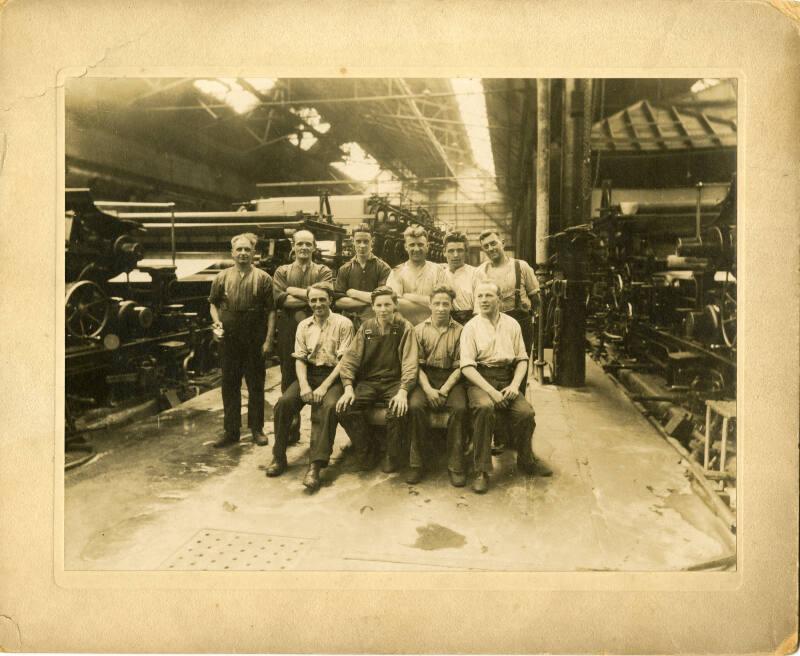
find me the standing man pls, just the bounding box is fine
[440,231,485,325]
[407,285,468,486]
[208,233,276,448]
[336,286,418,474]
[477,229,540,356]
[460,281,552,494]
[273,229,334,444]
[268,283,354,492]
[334,223,392,327]
[386,225,446,326]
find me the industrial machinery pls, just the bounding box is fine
[65,189,348,451]
[364,194,446,265]
[582,177,738,511]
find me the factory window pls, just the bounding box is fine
[450,78,496,176]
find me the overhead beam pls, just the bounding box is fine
[395,78,458,178]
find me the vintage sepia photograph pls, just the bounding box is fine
[62,76,739,572]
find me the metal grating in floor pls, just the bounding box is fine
[160,529,313,571]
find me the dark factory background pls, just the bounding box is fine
[64,77,737,572]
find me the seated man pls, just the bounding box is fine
[407,285,467,487]
[336,286,418,473]
[268,283,354,492]
[460,281,552,494]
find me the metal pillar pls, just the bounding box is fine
[534,79,551,383]
[553,79,591,387]
[561,79,576,229]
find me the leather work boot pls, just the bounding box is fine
[213,434,240,448]
[266,458,287,477]
[472,472,489,494]
[303,462,322,492]
[448,470,467,487]
[519,457,553,477]
[252,431,268,447]
[405,467,424,485]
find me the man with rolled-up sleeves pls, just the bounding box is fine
[407,284,468,487]
[267,283,354,492]
[460,280,552,494]
[208,233,276,448]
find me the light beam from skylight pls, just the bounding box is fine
[331,142,383,180]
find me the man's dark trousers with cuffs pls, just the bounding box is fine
[272,365,342,466]
[408,367,467,473]
[467,365,535,474]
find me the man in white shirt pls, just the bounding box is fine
[440,231,484,325]
[460,281,552,494]
[386,225,446,326]
[476,229,540,356]
[268,283,354,492]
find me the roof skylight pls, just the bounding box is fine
[289,107,331,134]
[331,142,383,180]
[450,78,496,176]
[193,78,268,115]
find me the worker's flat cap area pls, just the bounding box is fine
[65,357,732,572]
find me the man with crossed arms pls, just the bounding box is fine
[334,223,392,328]
[460,280,552,494]
[272,229,333,446]
[386,225,446,326]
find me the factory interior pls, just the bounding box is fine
[64,77,738,572]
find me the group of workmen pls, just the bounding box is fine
[208,222,552,495]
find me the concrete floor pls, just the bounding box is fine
[65,356,735,571]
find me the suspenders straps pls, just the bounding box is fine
[513,259,522,311]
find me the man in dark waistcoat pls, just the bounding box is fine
[336,286,419,474]
[208,233,276,448]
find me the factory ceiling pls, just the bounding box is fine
[65,77,476,206]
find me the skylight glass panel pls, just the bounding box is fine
[450,78,496,176]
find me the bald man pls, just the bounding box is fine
[272,230,334,448]
[208,233,276,448]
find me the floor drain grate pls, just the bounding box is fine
[161,529,313,571]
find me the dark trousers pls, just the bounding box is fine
[277,311,301,391]
[408,368,467,472]
[220,317,265,439]
[337,380,407,464]
[466,366,535,474]
[272,366,342,466]
[277,311,303,440]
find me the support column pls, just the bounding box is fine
[534,79,551,383]
[553,79,591,387]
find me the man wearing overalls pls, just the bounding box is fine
[272,230,333,445]
[208,233,276,448]
[336,286,418,474]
